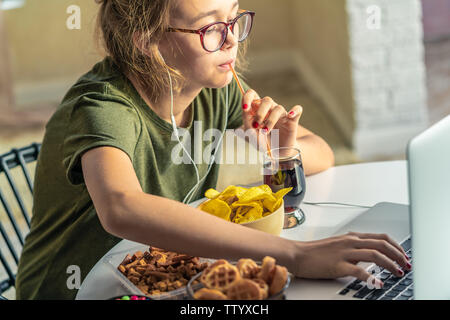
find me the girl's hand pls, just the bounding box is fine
[293,232,412,286]
[241,89,303,150]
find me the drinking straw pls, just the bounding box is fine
[229,63,245,97]
[229,64,273,158]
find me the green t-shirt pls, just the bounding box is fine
[15,57,246,300]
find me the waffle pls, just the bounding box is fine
[200,259,228,283]
[201,263,241,292]
[193,288,228,300]
[236,258,260,279]
[195,257,289,300]
[251,278,269,299]
[226,278,262,300]
[269,265,288,296]
[257,256,276,283]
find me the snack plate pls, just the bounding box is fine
[186,262,292,300]
[102,244,215,300]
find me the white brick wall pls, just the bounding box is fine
[346,0,428,159]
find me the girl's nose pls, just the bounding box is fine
[222,26,239,50]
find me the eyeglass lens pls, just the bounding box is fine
[203,13,252,52]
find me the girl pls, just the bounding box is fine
[16,0,410,299]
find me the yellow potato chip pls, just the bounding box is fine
[256,184,273,194]
[205,188,221,199]
[262,209,273,217]
[199,184,293,223]
[199,199,231,221]
[263,187,292,212]
[274,187,293,200]
[231,201,264,214]
[232,206,250,223]
[230,200,263,211]
[262,198,278,213]
[233,204,263,224]
[218,185,247,199]
[239,186,276,203]
[245,206,263,221]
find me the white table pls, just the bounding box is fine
[76,160,409,300]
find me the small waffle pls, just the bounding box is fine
[193,288,228,300]
[269,265,288,296]
[251,278,269,299]
[236,258,260,279]
[202,263,241,292]
[257,256,276,283]
[226,278,262,300]
[200,259,228,283]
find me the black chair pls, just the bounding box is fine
[0,143,41,299]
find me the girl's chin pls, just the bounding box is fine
[205,72,234,89]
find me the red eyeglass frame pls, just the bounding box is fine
[167,9,255,52]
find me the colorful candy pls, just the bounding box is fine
[113,295,151,300]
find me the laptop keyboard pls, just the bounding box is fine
[339,237,413,300]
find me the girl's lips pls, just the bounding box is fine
[219,59,235,69]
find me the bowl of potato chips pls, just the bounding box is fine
[197,185,292,235]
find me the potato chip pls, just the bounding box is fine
[230,199,259,209]
[256,184,273,194]
[232,206,250,223]
[218,185,247,199]
[274,187,292,200]
[199,184,293,224]
[239,186,276,203]
[233,204,263,224]
[199,199,231,221]
[263,198,282,213]
[232,199,265,224]
[262,209,273,217]
[263,187,292,213]
[205,188,221,199]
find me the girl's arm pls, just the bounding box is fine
[292,122,335,176]
[81,146,299,271]
[81,146,411,283]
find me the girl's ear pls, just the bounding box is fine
[132,32,152,56]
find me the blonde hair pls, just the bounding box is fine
[94,0,249,101]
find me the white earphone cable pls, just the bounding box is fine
[163,59,228,204]
[183,85,228,204]
[165,67,201,204]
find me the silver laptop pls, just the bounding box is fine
[286,115,450,300]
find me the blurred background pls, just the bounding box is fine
[0,0,449,162]
[0,0,449,299]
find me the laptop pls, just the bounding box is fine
[286,115,450,300]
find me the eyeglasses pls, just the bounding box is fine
[167,10,255,53]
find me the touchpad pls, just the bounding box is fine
[333,202,410,243]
